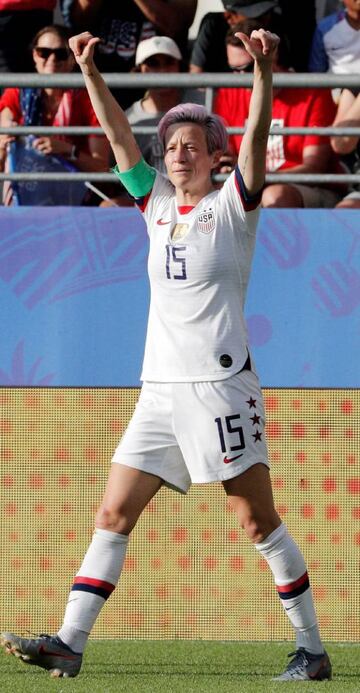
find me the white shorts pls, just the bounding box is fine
[112,368,269,494]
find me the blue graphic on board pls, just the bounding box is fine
[0,207,359,386]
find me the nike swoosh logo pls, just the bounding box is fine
[157,218,171,225]
[223,453,243,464]
[38,645,77,660]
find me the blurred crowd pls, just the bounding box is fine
[0,0,360,208]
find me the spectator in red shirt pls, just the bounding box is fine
[214,24,343,208]
[0,24,109,174]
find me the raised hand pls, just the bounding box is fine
[235,28,279,67]
[68,32,101,73]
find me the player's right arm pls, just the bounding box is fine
[68,32,141,172]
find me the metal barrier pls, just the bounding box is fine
[1,72,360,185]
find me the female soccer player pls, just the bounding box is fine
[1,28,331,682]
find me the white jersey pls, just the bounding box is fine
[135,166,261,382]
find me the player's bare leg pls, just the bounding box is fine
[223,464,332,681]
[95,463,163,534]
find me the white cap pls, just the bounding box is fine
[135,36,182,66]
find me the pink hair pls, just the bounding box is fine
[158,103,228,154]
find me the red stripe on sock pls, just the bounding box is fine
[73,576,115,593]
[276,571,309,594]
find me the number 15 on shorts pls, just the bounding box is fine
[215,415,245,455]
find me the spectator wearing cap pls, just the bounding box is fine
[126,36,184,174]
[190,0,277,73]
[190,0,316,74]
[101,35,203,206]
[60,0,197,109]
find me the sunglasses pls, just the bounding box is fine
[34,46,71,61]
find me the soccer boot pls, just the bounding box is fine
[273,647,332,681]
[0,631,82,678]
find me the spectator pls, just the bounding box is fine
[331,87,360,208]
[190,0,316,74]
[60,0,197,109]
[214,26,344,207]
[309,0,360,74]
[0,0,56,73]
[0,24,109,205]
[100,35,204,207]
[126,36,204,173]
[190,0,278,73]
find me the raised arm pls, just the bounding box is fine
[235,29,278,196]
[68,32,141,172]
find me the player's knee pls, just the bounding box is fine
[95,503,134,535]
[242,514,280,544]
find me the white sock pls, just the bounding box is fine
[57,528,128,653]
[255,523,323,654]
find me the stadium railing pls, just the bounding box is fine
[1,72,360,185]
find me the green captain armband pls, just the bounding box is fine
[112,158,157,198]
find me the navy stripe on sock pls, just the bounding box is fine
[71,583,111,600]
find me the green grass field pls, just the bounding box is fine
[1,640,359,693]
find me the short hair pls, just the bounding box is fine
[158,103,228,154]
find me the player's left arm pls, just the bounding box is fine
[236,29,279,197]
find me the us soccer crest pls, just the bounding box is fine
[197,209,215,234]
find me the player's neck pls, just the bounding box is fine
[175,181,214,207]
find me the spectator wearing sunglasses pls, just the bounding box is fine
[214,25,344,208]
[0,24,110,203]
